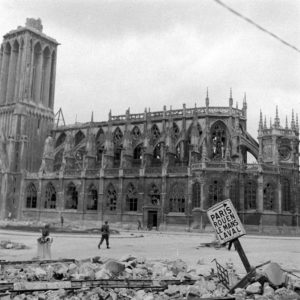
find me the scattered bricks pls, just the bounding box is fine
[246,281,262,294]
[94,268,110,279]
[164,285,181,297]
[274,287,300,299]
[103,260,125,275]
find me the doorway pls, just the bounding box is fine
[147,210,158,230]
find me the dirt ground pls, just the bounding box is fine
[1,229,300,277]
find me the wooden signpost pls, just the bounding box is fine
[207,199,251,273]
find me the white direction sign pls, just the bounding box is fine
[207,199,246,244]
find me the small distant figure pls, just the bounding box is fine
[37,224,53,259]
[60,214,64,228]
[98,221,110,249]
[8,212,12,220]
[137,219,142,230]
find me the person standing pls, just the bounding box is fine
[98,221,110,249]
[60,213,64,228]
[137,219,142,230]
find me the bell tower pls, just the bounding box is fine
[0,18,59,218]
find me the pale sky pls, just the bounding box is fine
[0,0,299,138]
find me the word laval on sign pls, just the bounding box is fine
[207,199,246,244]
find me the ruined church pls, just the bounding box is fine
[0,19,299,229]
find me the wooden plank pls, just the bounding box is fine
[0,278,196,293]
[0,259,75,266]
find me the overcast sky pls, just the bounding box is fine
[0,0,299,138]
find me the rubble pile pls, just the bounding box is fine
[0,240,28,250]
[0,257,299,299]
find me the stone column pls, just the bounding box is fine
[118,170,124,223]
[48,51,57,109]
[257,175,264,212]
[14,43,23,102]
[33,49,43,103]
[0,47,10,104]
[161,174,167,228]
[37,176,43,220]
[239,176,245,211]
[6,45,18,103]
[98,169,105,224]
[58,173,65,210]
[42,51,51,107]
[277,177,282,213]
[78,177,85,221]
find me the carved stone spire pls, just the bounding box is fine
[259,110,263,130]
[264,116,267,129]
[229,88,233,107]
[205,87,209,107]
[285,116,288,130]
[274,106,280,128]
[296,114,299,132]
[291,110,295,130]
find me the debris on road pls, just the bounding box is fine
[0,257,299,299]
[0,240,28,250]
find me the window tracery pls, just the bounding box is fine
[282,178,291,211]
[87,184,98,210]
[44,182,56,209]
[263,182,275,210]
[126,183,138,211]
[106,183,117,211]
[208,179,223,206]
[211,122,226,160]
[244,181,256,209]
[149,183,160,206]
[169,183,185,213]
[26,183,37,208]
[65,182,78,209]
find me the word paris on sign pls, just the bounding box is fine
[207,199,246,244]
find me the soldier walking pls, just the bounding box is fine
[98,221,110,249]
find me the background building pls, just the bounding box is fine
[0,20,299,229]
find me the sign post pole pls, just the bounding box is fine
[232,238,251,272]
[207,199,252,273]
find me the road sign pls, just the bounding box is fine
[207,199,246,244]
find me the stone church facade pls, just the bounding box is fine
[0,20,299,229]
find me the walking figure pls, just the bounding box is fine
[60,214,64,228]
[98,221,110,249]
[137,219,142,230]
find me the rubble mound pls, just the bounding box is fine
[0,257,298,300]
[0,240,28,250]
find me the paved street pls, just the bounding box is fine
[1,230,300,276]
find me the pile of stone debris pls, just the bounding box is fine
[0,256,299,300]
[0,240,27,250]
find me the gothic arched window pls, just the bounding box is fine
[192,182,201,208]
[282,178,291,212]
[131,126,141,140]
[26,183,37,208]
[65,182,78,209]
[172,122,180,140]
[149,183,160,206]
[106,183,117,211]
[55,133,66,148]
[113,127,123,145]
[75,130,85,146]
[133,144,143,160]
[44,182,56,209]
[87,184,98,210]
[244,180,257,209]
[126,183,138,211]
[169,183,185,213]
[208,179,223,207]
[96,128,105,164]
[211,121,227,160]
[151,124,160,144]
[264,182,275,211]
[53,149,63,172]
[229,180,240,210]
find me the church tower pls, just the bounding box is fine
[0,18,58,218]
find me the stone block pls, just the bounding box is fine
[103,260,125,275]
[246,282,262,294]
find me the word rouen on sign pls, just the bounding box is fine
[207,199,246,244]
